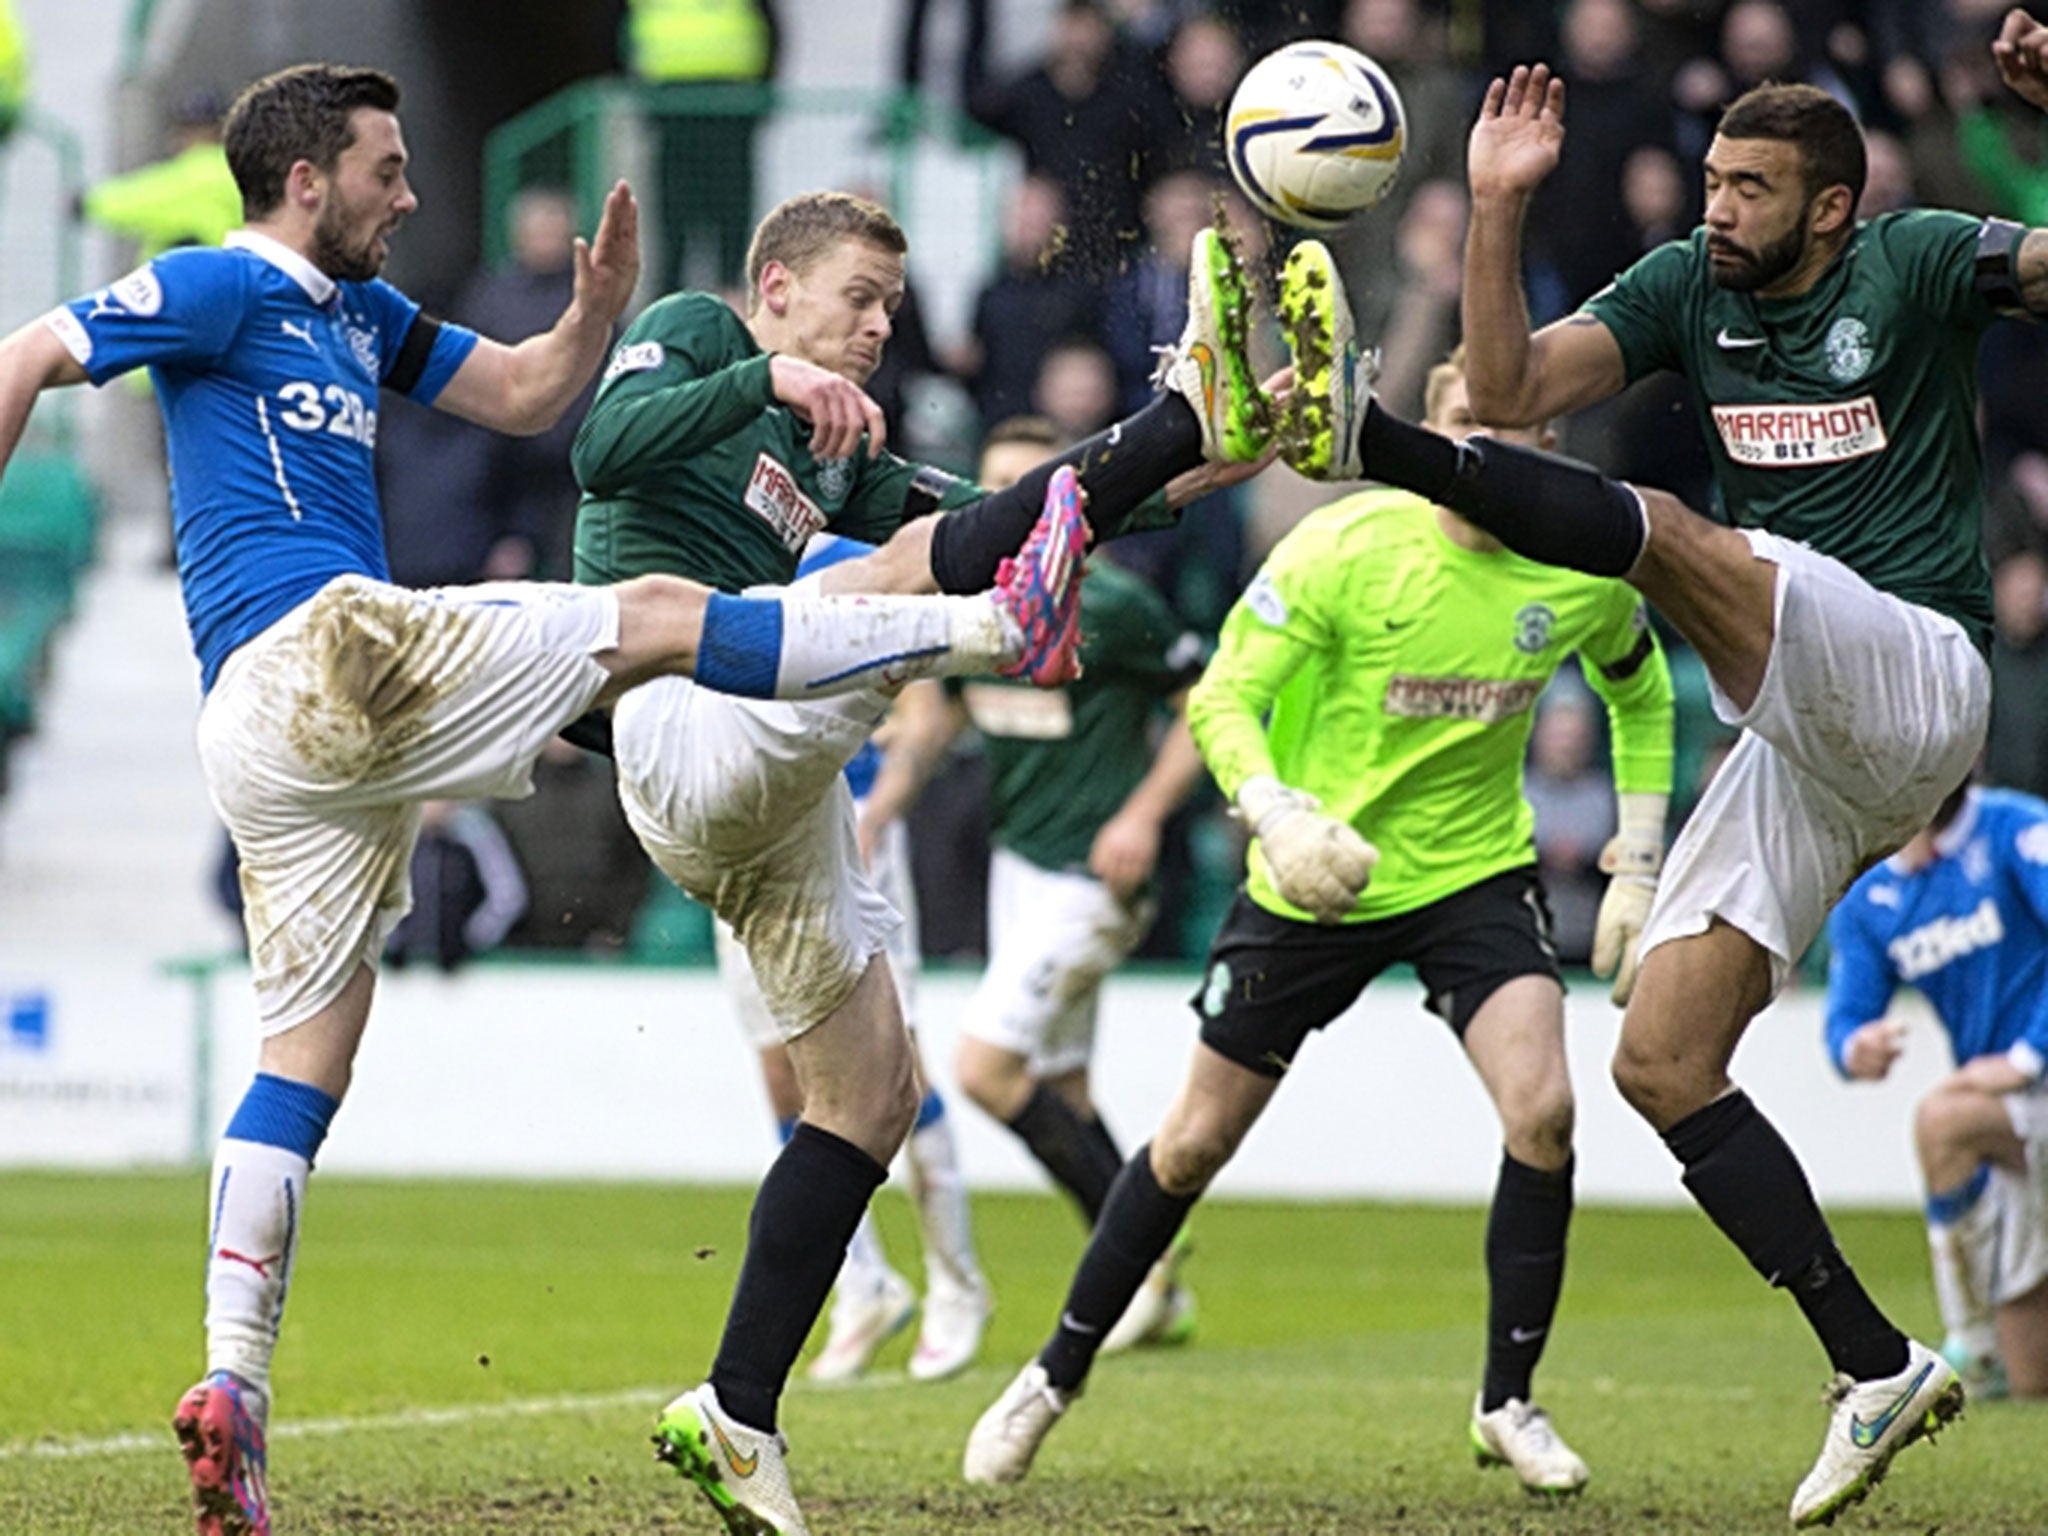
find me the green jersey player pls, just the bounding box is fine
[570,190,1274,1536]
[1264,15,2048,1524]
[965,352,1675,1499]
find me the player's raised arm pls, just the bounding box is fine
[434,180,640,436]
[0,318,88,484]
[1461,64,1627,426]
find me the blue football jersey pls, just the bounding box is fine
[46,233,478,690]
[795,533,882,798]
[1826,787,2048,1081]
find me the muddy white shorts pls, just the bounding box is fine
[960,846,1154,1078]
[1638,533,1990,994]
[196,575,618,1033]
[716,810,920,1050]
[612,674,896,1037]
[1990,1082,2048,1305]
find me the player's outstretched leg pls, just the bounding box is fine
[174,1371,270,1536]
[1789,1338,1965,1528]
[654,1382,809,1536]
[1275,238,1648,580]
[1157,224,1273,463]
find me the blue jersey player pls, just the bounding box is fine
[0,63,1079,1536]
[1827,783,2048,1401]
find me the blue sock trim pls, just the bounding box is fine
[698,592,784,699]
[776,1114,799,1144]
[223,1073,340,1163]
[1926,1163,1992,1225]
[914,1089,946,1131]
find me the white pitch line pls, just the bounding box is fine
[0,1386,672,1461]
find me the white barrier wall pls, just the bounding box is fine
[0,950,1951,1207]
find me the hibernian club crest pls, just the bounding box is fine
[1825,316,1872,383]
[816,454,854,505]
[1513,602,1557,655]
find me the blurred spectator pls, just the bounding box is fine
[1948,24,2048,224]
[383,801,528,974]
[968,0,1157,274]
[1327,0,1471,334]
[626,0,780,292]
[1987,548,2048,798]
[1033,338,1120,439]
[1537,0,1682,308]
[1373,179,1467,421]
[898,0,990,107]
[1102,169,1219,411]
[494,737,653,955]
[1858,126,1919,214]
[0,0,23,144]
[446,187,598,580]
[959,175,1102,425]
[1981,317,2048,475]
[1673,0,1857,162]
[80,92,240,259]
[1211,0,1342,59]
[1146,12,1244,182]
[1524,682,1614,964]
[376,396,499,589]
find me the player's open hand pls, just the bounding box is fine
[1993,9,2048,113]
[1842,1019,1906,1081]
[1469,64,1566,202]
[576,181,641,326]
[770,354,887,460]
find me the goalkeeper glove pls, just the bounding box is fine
[1236,774,1378,923]
[1592,791,1666,1005]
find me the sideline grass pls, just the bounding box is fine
[3,1172,2042,1533]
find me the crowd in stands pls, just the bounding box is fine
[24,0,2048,972]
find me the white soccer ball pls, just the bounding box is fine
[1225,41,1407,230]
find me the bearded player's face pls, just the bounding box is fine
[777,240,904,386]
[1701,135,1814,294]
[310,108,417,282]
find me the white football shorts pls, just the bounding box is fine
[1639,531,1990,994]
[1993,1081,2048,1306]
[717,811,920,1050]
[612,674,895,1038]
[197,575,618,1034]
[960,846,1154,1078]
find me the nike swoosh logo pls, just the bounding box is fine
[1509,1325,1548,1344]
[1384,618,1412,630]
[1059,1312,1100,1336]
[709,1415,760,1477]
[1191,341,1218,421]
[1849,1360,1935,1449]
[1715,328,1767,349]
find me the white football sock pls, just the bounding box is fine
[907,1106,984,1296]
[1927,1197,1999,1358]
[204,1137,310,1421]
[772,593,1017,696]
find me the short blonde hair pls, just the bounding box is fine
[745,191,906,311]
[1423,344,1550,436]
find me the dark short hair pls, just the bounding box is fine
[1716,82,1866,211]
[745,191,906,308]
[223,64,400,219]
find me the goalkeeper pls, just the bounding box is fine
[966,347,1674,1498]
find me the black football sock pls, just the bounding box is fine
[928,396,1204,592]
[1358,401,1647,577]
[1039,1145,1198,1393]
[1664,1091,1908,1381]
[709,1122,888,1431]
[1481,1152,1574,1412]
[1079,1109,1126,1209]
[1007,1083,1120,1225]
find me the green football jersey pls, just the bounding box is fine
[953,562,1204,874]
[570,292,982,590]
[1189,490,1674,924]
[1581,210,1997,645]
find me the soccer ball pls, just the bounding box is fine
[1224,41,1407,230]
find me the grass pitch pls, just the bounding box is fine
[3,1172,2043,1533]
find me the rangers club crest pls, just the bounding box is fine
[1512,602,1556,654]
[1825,317,1871,383]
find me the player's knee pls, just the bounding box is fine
[1151,1114,1236,1196]
[613,574,706,668]
[1912,1088,1972,1161]
[955,1038,1028,1120]
[1504,1083,1575,1167]
[1610,1037,1688,1126]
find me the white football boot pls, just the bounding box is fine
[910,1273,993,1382]
[1789,1338,1965,1528]
[805,1267,915,1384]
[963,1361,1073,1485]
[1470,1394,1590,1496]
[653,1383,808,1536]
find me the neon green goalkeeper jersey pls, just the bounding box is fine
[1188,489,1674,924]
